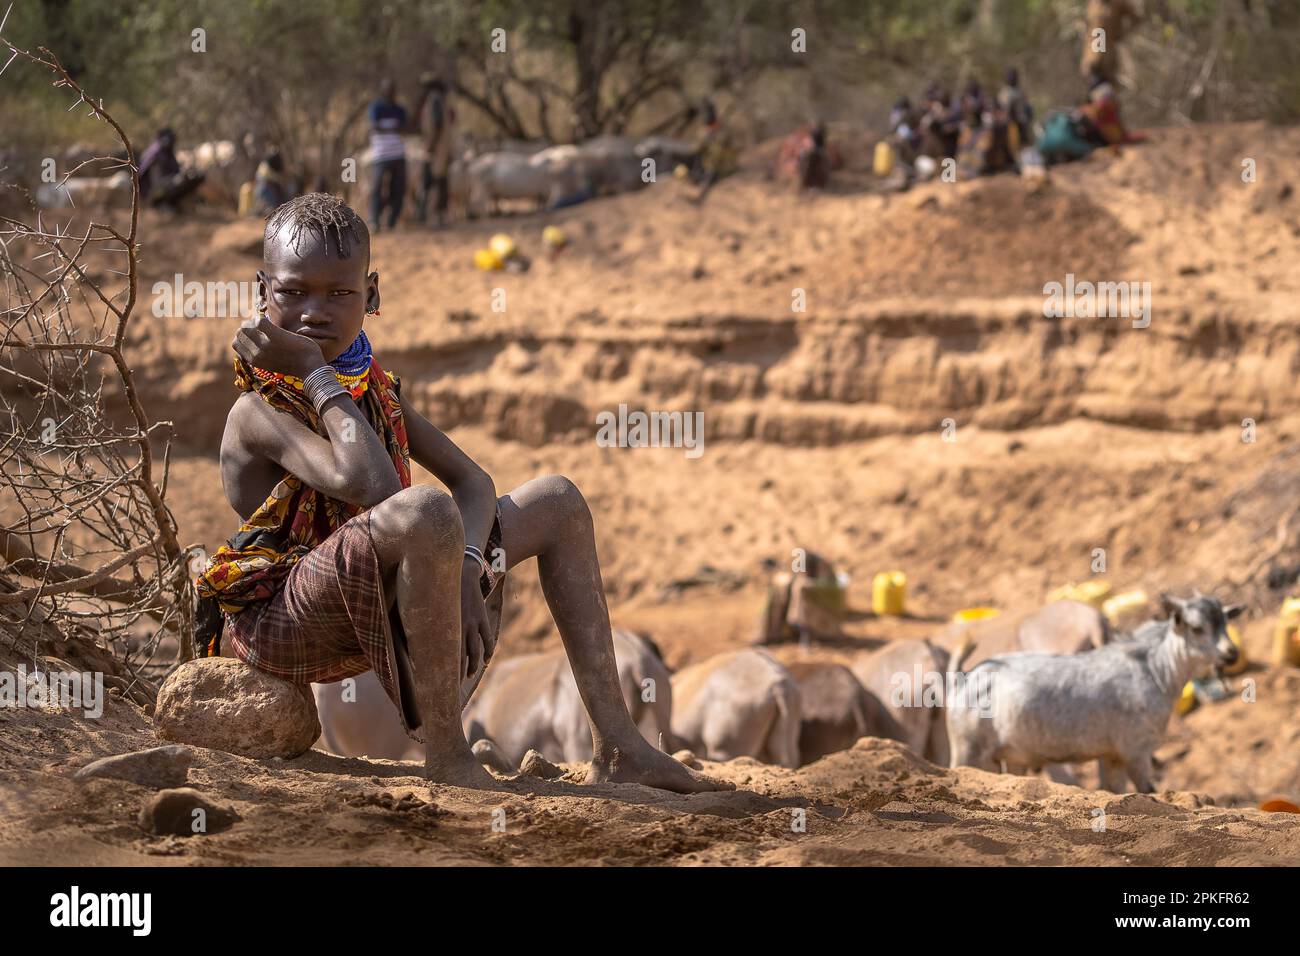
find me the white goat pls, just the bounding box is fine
[946,594,1242,793]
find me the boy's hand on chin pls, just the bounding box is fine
[233,314,326,378]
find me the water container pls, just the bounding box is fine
[237,180,255,217]
[1272,597,1300,666]
[1224,623,1248,675]
[1047,579,1111,610]
[952,607,1000,623]
[1102,588,1147,624]
[872,140,895,178]
[872,571,906,616]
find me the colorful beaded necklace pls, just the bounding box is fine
[252,329,374,399]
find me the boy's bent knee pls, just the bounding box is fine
[534,474,591,526]
[370,485,463,552]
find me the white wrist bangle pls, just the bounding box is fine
[464,546,496,591]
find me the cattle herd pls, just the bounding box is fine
[454,135,696,216]
[312,593,1241,794]
[32,133,698,217]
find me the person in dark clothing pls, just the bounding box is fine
[962,79,987,119]
[998,67,1035,149]
[137,127,205,211]
[889,96,924,165]
[690,113,738,205]
[797,122,832,190]
[368,79,409,231]
[919,89,962,159]
[254,149,291,215]
[416,74,455,227]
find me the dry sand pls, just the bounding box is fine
[5,122,1300,864]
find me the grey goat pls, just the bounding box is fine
[946,594,1242,793]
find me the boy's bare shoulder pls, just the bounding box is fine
[224,391,261,440]
[220,393,296,516]
[224,390,324,465]
[223,391,284,459]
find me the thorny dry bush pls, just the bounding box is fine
[0,26,195,701]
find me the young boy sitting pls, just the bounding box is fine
[196,193,727,793]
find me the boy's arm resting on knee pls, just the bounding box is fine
[404,408,496,552]
[233,392,404,508]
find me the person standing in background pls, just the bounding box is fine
[416,74,455,228]
[1080,0,1142,84]
[998,67,1035,150]
[368,79,408,232]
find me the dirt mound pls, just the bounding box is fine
[3,663,1297,866]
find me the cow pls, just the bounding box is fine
[783,659,902,763]
[462,628,673,767]
[937,600,1110,669]
[312,628,672,768]
[850,638,956,765]
[35,170,133,209]
[463,150,581,216]
[670,649,802,768]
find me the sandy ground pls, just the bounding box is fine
[5,122,1300,864]
[3,649,1298,866]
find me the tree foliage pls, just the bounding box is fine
[3,0,1299,172]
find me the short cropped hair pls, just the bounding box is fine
[264,192,370,267]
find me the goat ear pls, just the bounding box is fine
[1224,602,1245,620]
[1159,593,1181,618]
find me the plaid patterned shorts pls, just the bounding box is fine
[225,507,506,744]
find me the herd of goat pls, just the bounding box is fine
[313,593,1241,795]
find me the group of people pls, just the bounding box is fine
[888,69,1038,181]
[246,73,457,227]
[135,72,458,227]
[1036,70,1144,166]
[887,55,1142,182]
[366,74,457,231]
[140,2,1146,216]
[876,1,1142,183]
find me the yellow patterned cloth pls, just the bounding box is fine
[193,354,410,657]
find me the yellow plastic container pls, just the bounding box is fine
[1102,588,1147,624]
[872,140,895,178]
[1272,597,1300,667]
[952,606,1000,623]
[473,248,504,271]
[872,571,906,616]
[489,233,516,260]
[1174,681,1197,716]
[1223,623,1248,676]
[237,180,255,217]
[1047,579,1112,611]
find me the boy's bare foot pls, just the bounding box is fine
[471,738,515,775]
[425,751,502,790]
[587,741,735,794]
